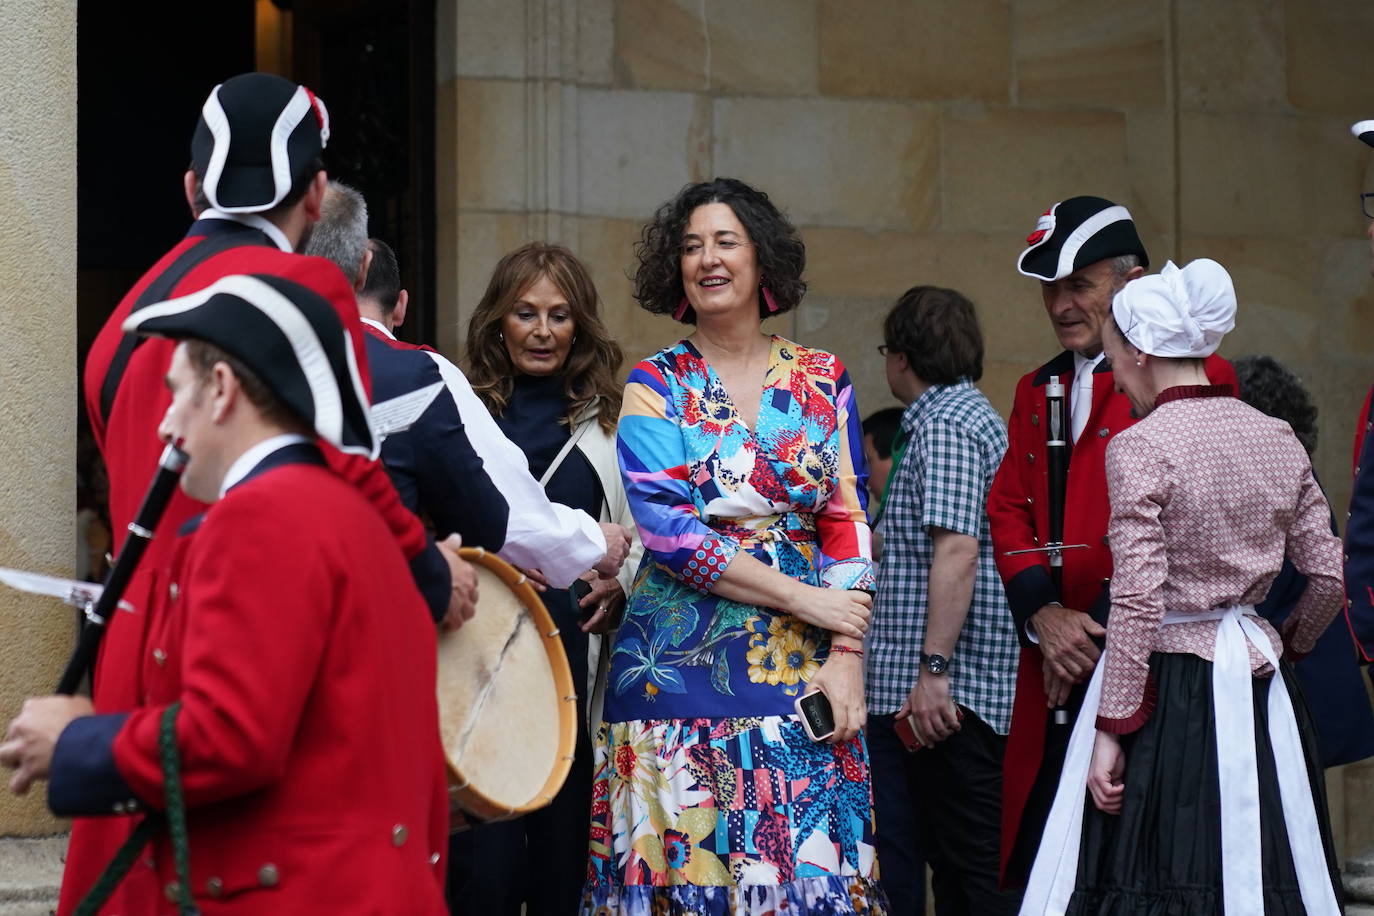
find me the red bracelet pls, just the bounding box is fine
[829,645,864,658]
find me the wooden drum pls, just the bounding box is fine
[437,547,578,825]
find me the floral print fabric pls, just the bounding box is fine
[585,337,885,914]
[609,336,874,722]
[581,716,888,916]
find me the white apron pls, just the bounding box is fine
[1019,605,1339,916]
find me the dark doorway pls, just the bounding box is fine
[75,0,438,579]
[289,0,438,346]
[76,0,437,359]
[77,2,257,362]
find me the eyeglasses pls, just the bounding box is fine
[877,344,893,357]
[1362,192,1374,220]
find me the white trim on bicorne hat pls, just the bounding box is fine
[1050,205,1132,281]
[199,86,234,212]
[1111,259,1237,359]
[1352,120,1374,149]
[201,84,320,215]
[1015,198,1143,282]
[122,275,377,458]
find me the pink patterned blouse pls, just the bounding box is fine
[1097,385,1344,732]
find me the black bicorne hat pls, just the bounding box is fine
[1016,196,1149,282]
[1352,120,1374,149]
[122,274,376,458]
[191,72,331,214]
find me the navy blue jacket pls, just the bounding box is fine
[364,327,509,552]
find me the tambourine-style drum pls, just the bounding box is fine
[437,547,578,825]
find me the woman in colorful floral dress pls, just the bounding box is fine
[580,178,888,916]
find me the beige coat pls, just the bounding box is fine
[569,409,642,734]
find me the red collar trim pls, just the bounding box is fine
[1155,384,1234,407]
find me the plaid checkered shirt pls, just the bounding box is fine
[866,379,1020,733]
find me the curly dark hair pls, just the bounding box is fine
[633,177,806,324]
[1233,354,1318,456]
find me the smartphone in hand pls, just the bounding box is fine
[571,578,594,619]
[894,712,923,753]
[894,705,963,753]
[795,690,836,742]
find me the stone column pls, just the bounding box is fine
[0,3,78,910]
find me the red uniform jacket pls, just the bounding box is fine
[987,349,1236,875]
[69,217,441,914]
[49,448,449,914]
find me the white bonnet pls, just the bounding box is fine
[1110,259,1236,358]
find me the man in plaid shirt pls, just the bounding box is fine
[866,286,1021,916]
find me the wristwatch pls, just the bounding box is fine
[919,652,950,675]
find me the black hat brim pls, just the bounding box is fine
[1017,197,1149,282]
[122,274,375,458]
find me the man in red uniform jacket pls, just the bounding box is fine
[67,72,469,913]
[2,273,450,914]
[987,197,1237,886]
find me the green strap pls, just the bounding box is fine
[72,702,199,916]
[72,816,161,916]
[158,702,198,915]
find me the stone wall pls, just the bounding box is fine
[438,0,1374,858]
[0,1,78,841]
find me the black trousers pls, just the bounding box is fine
[445,728,594,915]
[908,707,1022,916]
[868,713,928,916]
[446,587,593,915]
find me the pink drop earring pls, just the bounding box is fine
[674,297,690,321]
[761,286,780,313]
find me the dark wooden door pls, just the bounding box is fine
[289,0,437,347]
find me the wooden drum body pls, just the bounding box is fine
[437,547,578,824]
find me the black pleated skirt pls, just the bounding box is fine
[1064,652,1343,915]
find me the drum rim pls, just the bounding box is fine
[442,546,578,823]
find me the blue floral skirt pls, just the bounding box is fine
[579,715,889,915]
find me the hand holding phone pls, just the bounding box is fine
[794,690,836,742]
[894,704,964,753]
[894,712,923,753]
[571,578,594,618]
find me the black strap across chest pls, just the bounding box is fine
[97,224,269,427]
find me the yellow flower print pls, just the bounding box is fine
[769,627,820,686]
[746,637,782,685]
[634,807,730,889]
[746,616,820,688]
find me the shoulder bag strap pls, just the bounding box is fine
[538,413,597,488]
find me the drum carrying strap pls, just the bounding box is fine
[74,703,199,916]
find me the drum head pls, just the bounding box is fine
[437,548,576,822]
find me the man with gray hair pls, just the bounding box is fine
[304,180,372,289]
[306,185,629,588]
[987,196,1238,886]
